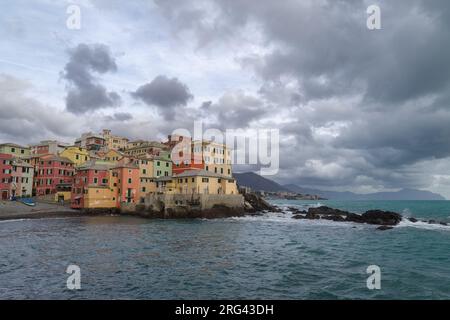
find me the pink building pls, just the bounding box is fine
[0,153,13,200]
[34,155,75,196]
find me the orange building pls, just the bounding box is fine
[111,163,140,205]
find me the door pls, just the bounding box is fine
[1,191,8,200]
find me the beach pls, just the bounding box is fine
[0,200,85,221]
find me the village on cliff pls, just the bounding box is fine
[0,130,246,214]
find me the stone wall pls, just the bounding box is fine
[143,193,244,213]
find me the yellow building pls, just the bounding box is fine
[104,149,125,164]
[0,143,30,158]
[102,129,129,151]
[191,140,232,177]
[82,186,117,208]
[123,141,168,157]
[172,170,238,195]
[59,146,90,167]
[134,157,157,202]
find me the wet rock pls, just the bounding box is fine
[408,217,418,223]
[439,222,448,226]
[361,210,402,226]
[292,214,306,220]
[304,206,402,226]
[376,226,394,231]
[308,206,349,217]
[428,220,436,224]
[243,193,279,213]
[322,215,346,222]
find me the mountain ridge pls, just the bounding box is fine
[234,172,447,200]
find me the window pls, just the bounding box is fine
[192,178,195,182]
[11,148,15,153]
[166,162,169,167]
[128,178,132,183]
[202,178,209,183]
[102,179,108,184]
[157,161,160,166]
[143,169,146,174]
[21,149,24,154]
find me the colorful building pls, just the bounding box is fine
[173,170,238,195]
[133,157,157,203]
[59,146,90,167]
[103,149,125,164]
[0,143,30,158]
[34,154,75,197]
[0,154,34,198]
[111,163,140,205]
[10,157,34,197]
[0,153,13,200]
[123,141,168,157]
[71,162,116,209]
[152,151,172,178]
[102,129,129,151]
[75,132,106,151]
[30,140,69,155]
[172,140,232,177]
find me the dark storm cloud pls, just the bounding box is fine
[155,0,450,195]
[131,75,193,120]
[62,43,121,114]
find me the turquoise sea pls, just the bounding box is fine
[0,200,450,299]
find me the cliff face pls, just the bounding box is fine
[243,193,280,213]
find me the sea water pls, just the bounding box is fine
[0,200,449,299]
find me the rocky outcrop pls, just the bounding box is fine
[291,206,402,227]
[290,206,449,230]
[132,204,245,219]
[243,193,280,213]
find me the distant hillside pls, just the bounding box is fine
[234,172,288,192]
[234,172,446,200]
[284,184,446,201]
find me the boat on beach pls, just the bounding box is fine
[17,198,36,207]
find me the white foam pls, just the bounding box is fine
[397,219,450,231]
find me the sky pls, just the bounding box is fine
[1,0,450,198]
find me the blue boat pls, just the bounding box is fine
[18,198,36,207]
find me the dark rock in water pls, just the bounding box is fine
[304,206,402,226]
[428,220,436,224]
[243,193,279,213]
[288,207,307,215]
[361,210,402,226]
[322,215,346,222]
[346,212,365,223]
[439,222,448,226]
[308,206,349,217]
[292,214,306,220]
[376,226,394,231]
[408,217,418,223]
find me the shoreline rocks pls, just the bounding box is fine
[290,205,449,230]
[292,206,401,226]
